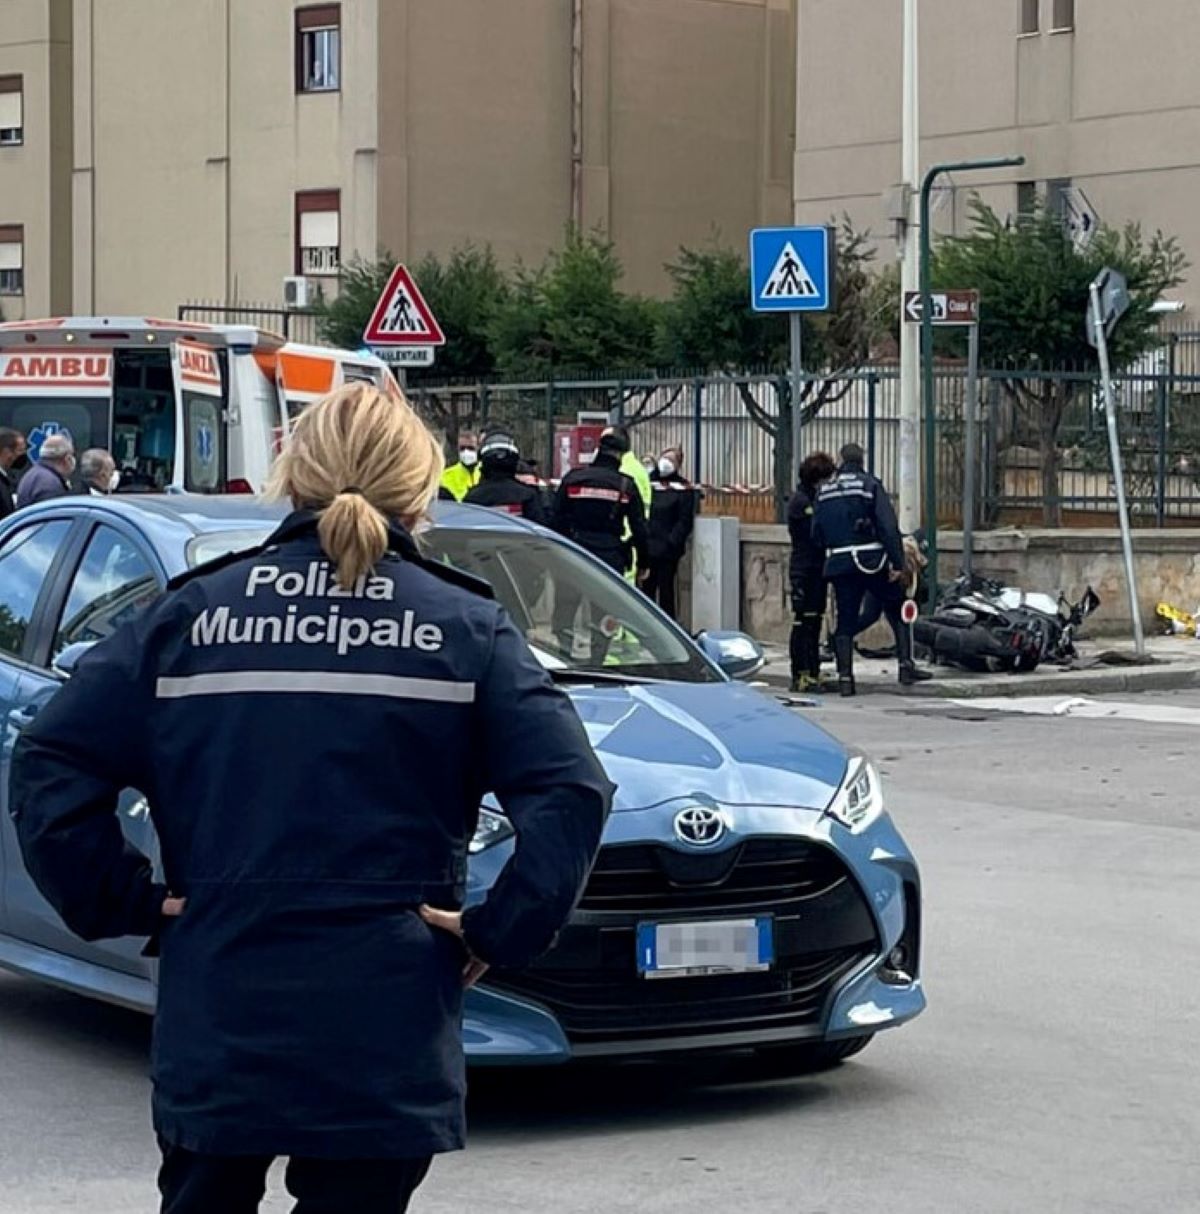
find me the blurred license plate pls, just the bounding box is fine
[636,918,773,979]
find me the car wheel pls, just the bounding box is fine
[757,1034,875,1075]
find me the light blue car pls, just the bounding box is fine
[0,495,924,1069]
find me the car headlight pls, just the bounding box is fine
[469,807,515,854]
[825,753,885,834]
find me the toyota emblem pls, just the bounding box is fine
[673,806,726,847]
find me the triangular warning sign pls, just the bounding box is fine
[363,264,446,346]
[761,241,820,300]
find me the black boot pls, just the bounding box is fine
[834,636,856,697]
[897,624,932,686]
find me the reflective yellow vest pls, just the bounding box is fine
[440,461,481,501]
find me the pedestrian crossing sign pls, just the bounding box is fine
[362,264,446,347]
[749,226,835,313]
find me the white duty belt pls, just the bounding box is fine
[826,543,882,556]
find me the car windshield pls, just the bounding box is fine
[423,528,719,683]
[187,528,276,567]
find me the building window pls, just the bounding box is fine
[295,191,340,276]
[1046,177,1072,218]
[1016,181,1038,218]
[1020,0,1039,35]
[296,5,340,93]
[1051,0,1074,31]
[0,225,23,295]
[0,76,22,146]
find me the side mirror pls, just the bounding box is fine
[695,630,765,680]
[52,641,97,680]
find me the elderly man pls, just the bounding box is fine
[16,434,76,507]
[80,448,119,496]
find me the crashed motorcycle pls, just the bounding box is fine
[913,574,1101,674]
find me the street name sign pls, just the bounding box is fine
[904,289,980,325]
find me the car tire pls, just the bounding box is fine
[757,1033,875,1075]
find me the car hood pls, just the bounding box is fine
[564,680,848,812]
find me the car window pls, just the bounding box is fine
[423,529,718,683]
[54,525,161,658]
[0,521,73,660]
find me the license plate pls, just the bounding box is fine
[636,917,773,979]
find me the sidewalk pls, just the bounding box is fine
[754,635,1200,699]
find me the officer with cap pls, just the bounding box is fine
[553,431,649,577]
[812,442,931,695]
[464,428,549,525]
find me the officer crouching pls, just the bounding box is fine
[11,383,612,1213]
[812,442,932,695]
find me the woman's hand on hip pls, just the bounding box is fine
[420,905,489,989]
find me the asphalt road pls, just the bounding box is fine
[2,688,1199,1213]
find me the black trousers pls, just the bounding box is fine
[789,572,828,680]
[158,1141,432,1214]
[832,571,903,643]
[643,558,680,619]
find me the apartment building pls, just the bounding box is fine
[793,0,1200,308]
[1,0,796,321]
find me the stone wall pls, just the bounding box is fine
[738,524,1200,645]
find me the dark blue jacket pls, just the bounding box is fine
[14,460,71,507]
[811,461,904,579]
[12,511,612,1160]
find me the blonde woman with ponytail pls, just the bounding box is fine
[13,381,611,1213]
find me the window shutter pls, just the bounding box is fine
[299,209,339,249]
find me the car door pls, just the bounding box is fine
[5,518,165,975]
[0,516,77,940]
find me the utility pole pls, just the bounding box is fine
[897,0,921,533]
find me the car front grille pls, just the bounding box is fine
[487,837,880,1045]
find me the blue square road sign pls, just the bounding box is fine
[749,226,834,313]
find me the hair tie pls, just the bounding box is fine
[339,486,364,496]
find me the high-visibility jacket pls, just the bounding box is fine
[440,461,481,501]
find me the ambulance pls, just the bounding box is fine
[0,317,400,495]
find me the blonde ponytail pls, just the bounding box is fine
[266,381,444,588]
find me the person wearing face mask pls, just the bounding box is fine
[644,447,696,620]
[80,448,120,496]
[439,431,481,502]
[0,428,29,518]
[16,433,76,508]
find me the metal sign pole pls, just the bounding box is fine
[962,320,980,577]
[1089,280,1145,655]
[789,312,803,488]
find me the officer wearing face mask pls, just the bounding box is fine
[0,428,29,518]
[645,447,696,620]
[80,448,120,496]
[439,431,481,501]
[16,433,76,508]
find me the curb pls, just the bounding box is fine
[757,664,1200,700]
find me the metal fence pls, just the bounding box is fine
[409,363,1200,527]
[178,301,322,345]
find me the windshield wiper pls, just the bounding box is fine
[547,667,658,686]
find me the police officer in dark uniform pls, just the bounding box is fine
[812,442,931,695]
[787,451,836,692]
[12,383,612,1214]
[552,430,649,576]
[464,428,548,525]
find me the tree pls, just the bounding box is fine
[658,221,883,512]
[488,227,661,378]
[933,198,1187,524]
[313,245,509,381]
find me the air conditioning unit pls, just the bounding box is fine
[283,276,311,309]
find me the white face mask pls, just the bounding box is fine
[657,458,677,478]
[459,448,478,468]
[108,469,121,492]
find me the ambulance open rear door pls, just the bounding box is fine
[170,339,228,493]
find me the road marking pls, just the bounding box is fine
[954,696,1200,728]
